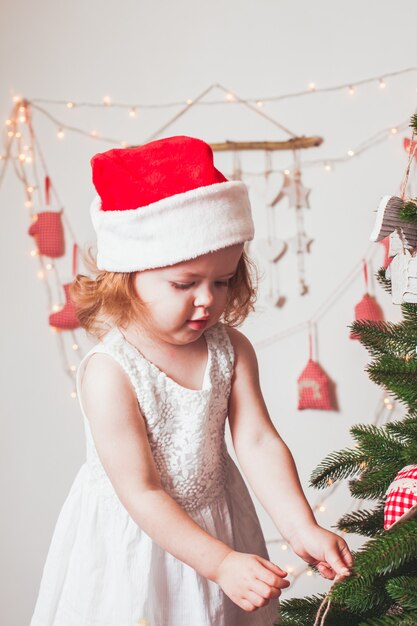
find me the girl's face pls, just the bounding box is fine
[133,243,244,344]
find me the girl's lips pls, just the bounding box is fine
[187,319,208,328]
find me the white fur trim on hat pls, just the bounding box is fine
[90,180,254,271]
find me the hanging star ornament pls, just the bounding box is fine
[270,169,311,209]
[286,232,314,254]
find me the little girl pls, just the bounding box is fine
[30,135,352,626]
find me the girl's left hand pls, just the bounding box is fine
[289,524,353,580]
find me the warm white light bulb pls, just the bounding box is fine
[256,100,263,107]
[30,249,38,257]
[5,119,12,126]
[37,270,45,279]
[347,149,355,157]
[186,99,193,105]
[70,391,77,399]
[306,570,313,577]
[281,544,288,551]
[7,130,14,137]
[129,107,137,117]
[19,153,26,161]
[225,93,236,102]
[90,130,98,137]
[25,156,33,164]
[72,343,79,350]
[324,162,332,171]
[318,505,326,512]
[57,128,64,139]
[348,85,355,95]
[13,95,21,103]
[379,78,386,89]
[67,101,75,109]
[46,263,53,270]
[103,95,111,105]
[15,131,22,138]
[70,365,76,372]
[284,169,291,175]
[308,82,316,91]
[25,200,33,208]
[390,128,398,134]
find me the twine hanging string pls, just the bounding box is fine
[312,574,344,626]
[362,258,369,293]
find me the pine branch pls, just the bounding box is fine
[349,466,398,500]
[400,201,417,224]
[366,356,417,413]
[376,267,392,294]
[401,301,417,325]
[309,449,366,489]
[358,611,417,625]
[279,594,363,626]
[411,113,417,134]
[348,320,417,359]
[386,576,417,610]
[350,424,408,465]
[337,504,385,537]
[352,519,417,579]
[385,417,417,444]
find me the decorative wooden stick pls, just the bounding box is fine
[210,137,323,151]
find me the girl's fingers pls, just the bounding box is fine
[257,556,287,577]
[250,578,283,599]
[317,561,336,580]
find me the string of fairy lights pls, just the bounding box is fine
[2,69,412,587]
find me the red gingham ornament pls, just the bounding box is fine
[297,326,336,410]
[350,260,384,340]
[384,465,417,530]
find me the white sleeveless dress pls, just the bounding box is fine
[30,321,281,626]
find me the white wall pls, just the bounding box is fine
[1,1,416,623]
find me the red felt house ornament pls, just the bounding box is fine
[350,260,384,340]
[384,465,417,530]
[297,327,337,410]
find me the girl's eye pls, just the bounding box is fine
[171,281,229,290]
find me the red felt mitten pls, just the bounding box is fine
[28,210,65,258]
[384,465,417,530]
[49,283,80,330]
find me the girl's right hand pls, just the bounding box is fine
[214,550,290,612]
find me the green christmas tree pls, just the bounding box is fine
[278,114,417,626]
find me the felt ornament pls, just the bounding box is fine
[369,195,417,249]
[49,245,80,330]
[297,328,336,410]
[255,237,287,263]
[385,248,417,304]
[270,169,311,209]
[379,237,391,269]
[384,465,417,530]
[404,137,417,160]
[28,210,65,258]
[350,261,384,340]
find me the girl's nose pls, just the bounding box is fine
[193,284,215,309]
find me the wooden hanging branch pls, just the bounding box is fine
[210,136,323,151]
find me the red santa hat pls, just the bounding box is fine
[90,135,254,271]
